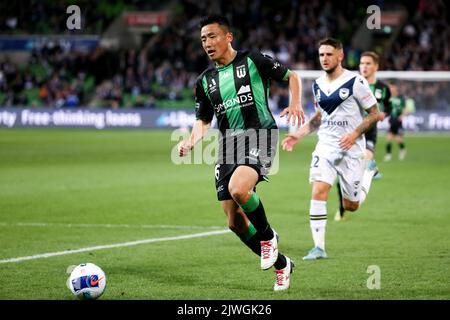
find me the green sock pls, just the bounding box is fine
[239,192,260,213]
[240,223,257,242]
[238,223,287,269]
[238,223,260,256]
[239,193,274,241]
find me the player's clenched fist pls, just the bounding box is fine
[178,140,193,157]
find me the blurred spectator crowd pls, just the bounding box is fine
[0,0,449,111]
[386,0,449,71]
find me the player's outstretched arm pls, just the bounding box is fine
[282,111,322,152]
[280,72,305,126]
[178,119,211,157]
[340,104,379,150]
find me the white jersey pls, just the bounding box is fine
[312,69,377,158]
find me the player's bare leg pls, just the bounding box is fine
[227,166,294,289]
[366,149,374,161]
[221,200,250,235]
[221,200,262,256]
[342,198,359,211]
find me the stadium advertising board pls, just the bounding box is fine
[0,108,450,131]
[0,36,99,52]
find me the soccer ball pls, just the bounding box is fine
[68,263,107,300]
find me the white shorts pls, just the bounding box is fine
[309,150,365,202]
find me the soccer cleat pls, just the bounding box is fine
[373,171,383,180]
[383,153,392,162]
[274,257,294,291]
[367,159,377,171]
[367,159,382,179]
[399,149,407,161]
[334,209,346,221]
[302,246,328,261]
[260,229,279,270]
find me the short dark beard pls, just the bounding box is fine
[324,65,337,74]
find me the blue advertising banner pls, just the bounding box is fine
[1,108,450,131]
[0,36,99,52]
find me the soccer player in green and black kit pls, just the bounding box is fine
[335,51,391,221]
[177,15,304,291]
[384,83,408,161]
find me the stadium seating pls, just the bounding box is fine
[0,0,448,110]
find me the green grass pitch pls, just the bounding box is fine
[0,128,449,299]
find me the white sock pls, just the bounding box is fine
[309,200,327,250]
[360,165,376,205]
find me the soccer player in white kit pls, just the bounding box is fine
[282,38,380,260]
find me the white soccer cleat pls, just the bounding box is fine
[383,153,392,162]
[260,229,279,270]
[274,257,294,291]
[399,149,407,161]
[334,209,346,221]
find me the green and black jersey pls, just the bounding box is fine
[194,50,290,134]
[389,95,406,120]
[364,80,391,147]
[369,80,391,113]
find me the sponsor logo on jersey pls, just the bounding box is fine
[214,94,254,114]
[324,120,349,127]
[249,148,260,158]
[237,85,251,95]
[208,78,217,94]
[315,89,321,103]
[236,65,246,78]
[375,88,382,99]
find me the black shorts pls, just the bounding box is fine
[364,124,378,153]
[215,163,269,201]
[214,129,277,201]
[389,119,404,135]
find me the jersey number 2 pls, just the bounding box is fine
[311,156,319,168]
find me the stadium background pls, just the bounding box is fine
[0,0,449,300]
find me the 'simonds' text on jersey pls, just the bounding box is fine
[195,50,290,134]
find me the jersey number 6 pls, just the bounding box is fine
[215,164,220,180]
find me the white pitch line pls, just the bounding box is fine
[0,229,231,264]
[0,222,224,230]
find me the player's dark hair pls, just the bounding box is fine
[361,51,380,64]
[318,38,343,50]
[199,14,231,32]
